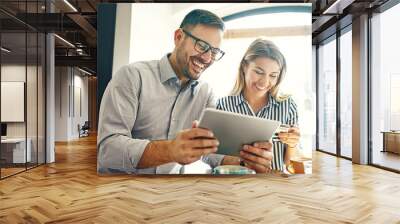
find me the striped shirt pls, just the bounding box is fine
[216,93,298,171]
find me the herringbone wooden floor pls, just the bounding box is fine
[1,135,400,224]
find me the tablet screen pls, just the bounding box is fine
[199,108,281,156]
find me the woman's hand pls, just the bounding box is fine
[240,141,273,173]
[278,126,300,148]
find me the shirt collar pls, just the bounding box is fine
[160,54,178,83]
[268,93,280,107]
[234,92,280,107]
[160,54,199,93]
[233,93,246,106]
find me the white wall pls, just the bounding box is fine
[54,67,89,141]
[112,3,133,76]
[126,3,310,66]
[1,64,26,81]
[1,65,26,141]
[130,4,174,64]
[55,67,68,141]
[113,3,175,75]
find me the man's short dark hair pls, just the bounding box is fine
[179,9,225,31]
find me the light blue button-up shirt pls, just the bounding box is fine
[97,54,225,174]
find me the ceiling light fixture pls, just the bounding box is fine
[1,47,11,53]
[322,0,354,15]
[54,34,75,48]
[63,0,78,12]
[76,48,86,56]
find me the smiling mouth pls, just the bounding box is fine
[190,57,207,74]
[255,85,267,91]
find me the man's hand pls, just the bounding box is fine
[239,141,273,173]
[168,121,219,165]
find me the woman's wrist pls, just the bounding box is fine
[286,143,298,150]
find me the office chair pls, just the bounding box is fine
[78,121,90,138]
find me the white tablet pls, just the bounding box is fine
[198,108,281,156]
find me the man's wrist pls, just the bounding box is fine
[138,140,176,169]
[164,140,175,163]
[148,140,175,164]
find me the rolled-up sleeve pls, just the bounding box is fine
[97,65,149,174]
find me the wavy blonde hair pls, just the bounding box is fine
[231,38,289,101]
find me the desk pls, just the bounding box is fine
[1,138,31,164]
[382,131,400,154]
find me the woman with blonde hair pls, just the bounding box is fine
[217,38,300,172]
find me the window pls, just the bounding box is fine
[371,3,400,171]
[339,27,352,158]
[317,35,337,155]
[0,2,47,179]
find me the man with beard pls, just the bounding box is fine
[97,9,274,174]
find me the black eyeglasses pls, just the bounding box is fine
[182,29,225,61]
